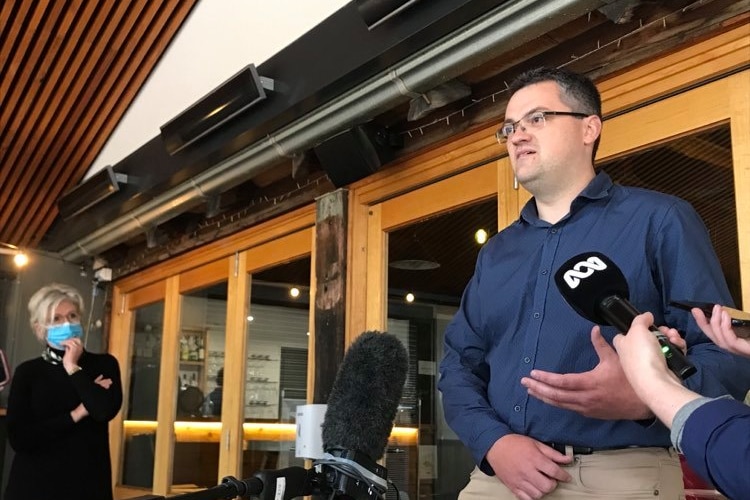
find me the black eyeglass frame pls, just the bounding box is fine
[496,110,590,143]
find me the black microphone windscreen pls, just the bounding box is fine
[322,331,408,462]
[554,252,630,325]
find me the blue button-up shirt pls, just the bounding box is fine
[438,172,750,473]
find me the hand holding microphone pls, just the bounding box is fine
[554,252,696,380]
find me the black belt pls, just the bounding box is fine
[544,442,669,455]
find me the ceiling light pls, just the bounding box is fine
[389,231,440,270]
[13,252,29,268]
[290,287,300,298]
[405,293,415,303]
[475,229,488,245]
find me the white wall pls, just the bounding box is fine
[87,0,349,179]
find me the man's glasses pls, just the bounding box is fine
[496,110,589,143]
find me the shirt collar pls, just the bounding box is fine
[519,170,613,226]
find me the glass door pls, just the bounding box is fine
[171,279,229,491]
[241,256,312,477]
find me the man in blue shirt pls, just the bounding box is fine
[615,306,750,500]
[438,67,750,499]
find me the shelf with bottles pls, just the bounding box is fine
[179,328,207,363]
[176,328,207,394]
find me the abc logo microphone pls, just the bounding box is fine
[554,252,696,380]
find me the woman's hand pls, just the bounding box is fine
[70,403,89,423]
[59,337,84,373]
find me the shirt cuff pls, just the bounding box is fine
[671,396,726,452]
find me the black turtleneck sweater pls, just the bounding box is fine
[4,348,122,500]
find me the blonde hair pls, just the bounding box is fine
[28,283,85,343]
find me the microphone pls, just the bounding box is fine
[554,252,696,380]
[317,330,409,500]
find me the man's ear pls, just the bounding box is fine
[583,114,602,146]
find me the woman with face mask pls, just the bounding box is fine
[4,283,122,500]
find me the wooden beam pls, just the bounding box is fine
[312,189,348,403]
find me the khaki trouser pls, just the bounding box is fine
[459,447,686,499]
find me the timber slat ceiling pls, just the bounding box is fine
[0,0,197,249]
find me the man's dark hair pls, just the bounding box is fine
[508,67,602,160]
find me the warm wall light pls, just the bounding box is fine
[13,252,28,267]
[123,420,418,445]
[0,243,28,268]
[289,287,300,298]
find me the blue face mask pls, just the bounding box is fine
[46,323,83,349]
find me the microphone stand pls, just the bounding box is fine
[126,453,390,500]
[127,476,260,500]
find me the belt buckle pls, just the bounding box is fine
[546,442,594,455]
[571,445,594,455]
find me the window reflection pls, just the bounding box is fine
[172,281,228,489]
[387,200,498,500]
[600,125,740,306]
[242,257,311,478]
[122,301,164,488]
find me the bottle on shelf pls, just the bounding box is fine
[197,336,205,361]
[180,337,189,361]
[188,336,198,361]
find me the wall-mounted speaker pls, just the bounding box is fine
[314,124,397,187]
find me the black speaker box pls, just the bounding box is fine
[314,124,396,187]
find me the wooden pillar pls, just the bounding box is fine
[313,188,348,403]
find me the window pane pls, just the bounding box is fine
[242,257,310,478]
[172,281,228,490]
[387,200,498,500]
[122,301,164,489]
[599,125,740,306]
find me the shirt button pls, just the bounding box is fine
[523,357,530,363]
[541,270,548,275]
[550,229,557,234]
[514,405,521,412]
[533,312,540,319]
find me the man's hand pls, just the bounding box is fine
[487,434,572,500]
[521,326,653,420]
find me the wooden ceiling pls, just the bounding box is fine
[0,0,197,249]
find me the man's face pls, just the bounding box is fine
[503,81,590,192]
